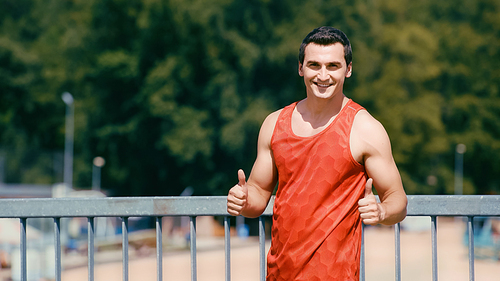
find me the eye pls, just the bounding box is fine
[307,62,320,70]
[327,63,341,70]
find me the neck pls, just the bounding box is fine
[303,93,347,115]
[296,94,348,129]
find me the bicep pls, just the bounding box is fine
[365,149,403,201]
[248,147,277,198]
[357,115,404,200]
[247,112,279,200]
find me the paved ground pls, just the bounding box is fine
[364,217,499,281]
[60,217,499,281]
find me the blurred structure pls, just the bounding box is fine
[92,157,106,191]
[61,92,74,191]
[455,144,467,195]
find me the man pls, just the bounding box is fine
[227,26,407,280]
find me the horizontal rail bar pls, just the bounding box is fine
[406,195,500,216]
[0,196,498,218]
[0,197,273,217]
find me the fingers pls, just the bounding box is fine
[227,169,248,216]
[238,169,247,194]
[364,178,374,197]
[358,202,380,225]
[359,177,379,225]
[227,197,246,216]
[358,202,378,215]
[359,178,376,207]
[360,214,379,225]
[238,169,246,186]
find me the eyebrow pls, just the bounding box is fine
[306,60,342,66]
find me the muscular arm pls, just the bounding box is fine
[227,111,279,218]
[352,110,407,225]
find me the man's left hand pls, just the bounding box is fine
[358,178,386,225]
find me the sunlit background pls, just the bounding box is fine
[0,0,499,280]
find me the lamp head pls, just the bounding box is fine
[62,92,74,105]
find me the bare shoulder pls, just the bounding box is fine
[258,109,283,145]
[352,110,386,135]
[263,109,282,126]
[260,109,282,134]
[351,109,392,163]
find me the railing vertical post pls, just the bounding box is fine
[190,216,197,281]
[156,217,163,281]
[54,217,62,281]
[122,217,129,281]
[224,216,231,281]
[20,218,27,281]
[395,223,401,281]
[259,217,266,281]
[468,216,475,281]
[431,216,438,281]
[88,217,95,281]
[360,223,365,281]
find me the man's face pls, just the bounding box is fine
[298,43,352,100]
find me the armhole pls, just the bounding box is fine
[348,108,366,168]
[268,109,284,149]
[269,107,287,147]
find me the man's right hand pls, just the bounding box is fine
[227,169,248,216]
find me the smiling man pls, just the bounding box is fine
[227,26,407,280]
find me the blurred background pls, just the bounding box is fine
[1,0,499,197]
[0,0,500,280]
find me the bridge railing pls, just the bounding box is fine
[0,195,499,281]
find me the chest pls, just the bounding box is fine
[290,110,339,138]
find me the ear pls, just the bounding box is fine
[298,62,304,76]
[345,62,352,78]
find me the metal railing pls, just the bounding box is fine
[0,195,499,281]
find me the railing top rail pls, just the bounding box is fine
[0,196,233,218]
[406,195,500,216]
[0,195,498,218]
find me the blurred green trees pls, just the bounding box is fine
[0,0,499,196]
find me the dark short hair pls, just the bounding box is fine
[299,26,352,66]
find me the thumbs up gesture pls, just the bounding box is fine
[227,169,249,216]
[358,178,385,225]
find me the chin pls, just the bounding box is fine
[312,90,336,99]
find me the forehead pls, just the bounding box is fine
[303,43,345,64]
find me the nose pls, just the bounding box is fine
[317,66,329,81]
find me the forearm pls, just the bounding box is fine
[241,184,272,218]
[379,195,408,225]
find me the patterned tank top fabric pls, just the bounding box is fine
[267,99,367,281]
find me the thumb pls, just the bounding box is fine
[364,178,374,197]
[238,169,247,193]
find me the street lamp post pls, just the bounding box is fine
[62,92,74,190]
[454,143,466,195]
[92,157,106,191]
[0,155,4,185]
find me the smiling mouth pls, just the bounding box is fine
[313,82,332,88]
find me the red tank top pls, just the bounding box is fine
[267,99,367,281]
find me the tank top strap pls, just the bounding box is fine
[271,102,297,140]
[272,99,364,141]
[340,99,365,126]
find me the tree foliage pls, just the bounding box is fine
[1,0,499,196]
